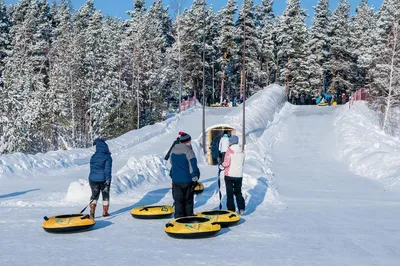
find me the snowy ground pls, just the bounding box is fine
[1,85,400,266]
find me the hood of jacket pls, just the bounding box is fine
[95,139,111,154]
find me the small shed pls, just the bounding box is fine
[203,124,237,165]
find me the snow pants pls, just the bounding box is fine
[89,181,110,205]
[224,176,245,212]
[172,182,194,218]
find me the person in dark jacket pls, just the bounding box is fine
[170,133,200,218]
[164,132,185,161]
[88,139,113,218]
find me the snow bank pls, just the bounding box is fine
[334,101,400,188]
[65,155,171,201]
[225,84,287,203]
[0,107,196,179]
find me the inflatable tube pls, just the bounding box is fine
[165,216,221,239]
[170,182,204,193]
[42,214,95,233]
[195,210,240,227]
[131,205,174,219]
[317,102,328,106]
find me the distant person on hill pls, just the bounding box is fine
[222,135,245,214]
[88,139,113,218]
[218,132,230,163]
[170,133,200,218]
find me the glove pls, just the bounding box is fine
[104,180,111,186]
[192,181,199,189]
[192,176,199,182]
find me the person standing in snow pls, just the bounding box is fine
[222,135,245,214]
[164,132,185,161]
[170,133,200,218]
[88,139,113,218]
[218,132,230,163]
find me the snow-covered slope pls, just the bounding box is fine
[334,101,400,188]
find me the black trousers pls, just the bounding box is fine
[224,176,245,212]
[89,181,110,204]
[172,182,194,218]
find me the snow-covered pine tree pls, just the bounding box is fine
[0,0,11,88]
[236,0,260,96]
[216,0,238,104]
[370,20,400,132]
[0,0,11,144]
[1,0,53,153]
[49,0,76,149]
[257,0,275,87]
[349,0,376,90]
[326,0,353,94]
[369,0,400,92]
[308,0,330,95]
[127,0,146,128]
[276,0,310,95]
[139,0,173,125]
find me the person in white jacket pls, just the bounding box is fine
[222,135,245,214]
[218,133,230,162]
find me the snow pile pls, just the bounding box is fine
[334,101,400,188]
[225,84,287,203]
[0,107,196,179]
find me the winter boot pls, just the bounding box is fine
[102,205,110,217]
[89,204,96,218]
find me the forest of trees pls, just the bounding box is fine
[0,0,399,154]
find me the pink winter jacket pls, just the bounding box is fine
[222,144,244,178]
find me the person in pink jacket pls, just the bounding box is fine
[222,135,245,214]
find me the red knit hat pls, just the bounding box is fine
[178,131,185,136]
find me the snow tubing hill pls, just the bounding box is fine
[42,214,95,233]
[170,182,204,193]
[165,216,221,239]
[131,205,174,219]
[195,210,240,227]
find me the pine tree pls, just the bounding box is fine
[236,0,260,96]
[327,0,353,93]
[308,0,330,95]
[0,0,11,141]
[256,0,275,87]
[216,0,238,103]
[276,0,310,94]
[350,0,376,90]
[0,0,11,88]
[370,20,400,131]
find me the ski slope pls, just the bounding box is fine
[1,85,400,266]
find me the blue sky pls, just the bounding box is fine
[5,0,384,25]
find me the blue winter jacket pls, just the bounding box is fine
[88,139,112,182]
[170,143,200,183]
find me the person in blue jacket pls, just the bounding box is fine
[88,139,113,218]
[170,133,200,218]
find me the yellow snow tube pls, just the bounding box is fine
[317,102,328,106]
[195,210,240,227]
[131,205,174,219]
[170,182,204,193]
[42,214,95,233]
[165,216,221,238]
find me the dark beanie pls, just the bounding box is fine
[180,133,191,143]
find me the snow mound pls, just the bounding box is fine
[65,179,92,203]
[0,106,196,179]
[113,155,170,194]
[334,102,400,188]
